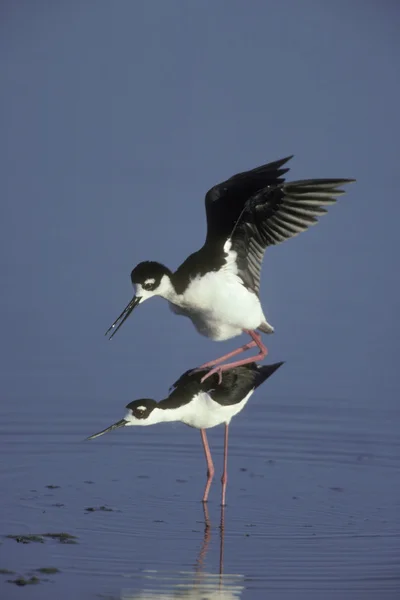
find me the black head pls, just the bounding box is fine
[105,261,172,340]
[130,261,172,292]
[125,398,158,420]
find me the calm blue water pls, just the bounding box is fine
[1,392,399,599]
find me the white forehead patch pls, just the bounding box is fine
[136,406,147,412]
[144,278,156,286]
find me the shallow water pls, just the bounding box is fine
[1,394,399,599]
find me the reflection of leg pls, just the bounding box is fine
[201,331,268,383]
[219,503,226,578]
[221,423,229,506]
[195,339,257,370]
[195,502,212,573]
[200,429,215,503]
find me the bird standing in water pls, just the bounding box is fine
[87,362,284,506]
[105,156,354,381]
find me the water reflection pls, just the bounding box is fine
[121,504,244,600]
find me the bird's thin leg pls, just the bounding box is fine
[194,339,257,371]
[200,429,215,503]
[201,330,268,383]
[221,423,229,507]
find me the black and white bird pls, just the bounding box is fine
[87,361,284,506]
[105,156,354,381]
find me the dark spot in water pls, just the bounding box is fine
[84,480,94,484]
[42,532,78,544]
[137,475,149,479]
[7,534,44,544]
[8,576,40,586]
[153,519,164,523]
[45,485,60,489]
[240,467,247,472]
[0,569,15,575]
[85,506,116,513]
[330,486,344,492]
[52,503,65,507]
[176,479,187,483]
[36,567,60,574]
[266,459,275,465]
[292,496,298,500]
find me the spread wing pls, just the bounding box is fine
[230,178,354,293]
[204,156,293,244]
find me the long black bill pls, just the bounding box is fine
[105,295,141,340]
[86,419,128,441]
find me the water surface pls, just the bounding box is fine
[1,394,399,599]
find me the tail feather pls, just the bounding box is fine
[258,321,274,334]
[254,361,284,388]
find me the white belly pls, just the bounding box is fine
[178,391,253,429]
[169,271,265,341]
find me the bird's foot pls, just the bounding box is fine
[200,367,223,385]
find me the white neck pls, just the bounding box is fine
[156,274,179,302]
[137,274,180,304]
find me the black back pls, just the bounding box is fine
[159,362,284,410]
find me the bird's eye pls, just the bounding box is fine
[134,406,148,419]
[142,278,156,291]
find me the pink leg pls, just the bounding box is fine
[221,424,229,507]
[201,330,268,383]
[200,429,215,503]
[195,339,257,370]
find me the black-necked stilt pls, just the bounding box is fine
[87,361,284,505]
[105,156,354,381]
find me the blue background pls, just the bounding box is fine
[1,0,398,411]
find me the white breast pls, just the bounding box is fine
[170,240,266,341]
[173,390,254,429]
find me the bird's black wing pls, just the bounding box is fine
[173,157,292,291]
[230,178,355,294]
[166,366,252,407]
[165,363,284,409]
[204,156,293,244]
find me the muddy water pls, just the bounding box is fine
[0,394,399,599]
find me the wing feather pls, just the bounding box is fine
[230,178,354,293]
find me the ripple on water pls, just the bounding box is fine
[0,397,399,598]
